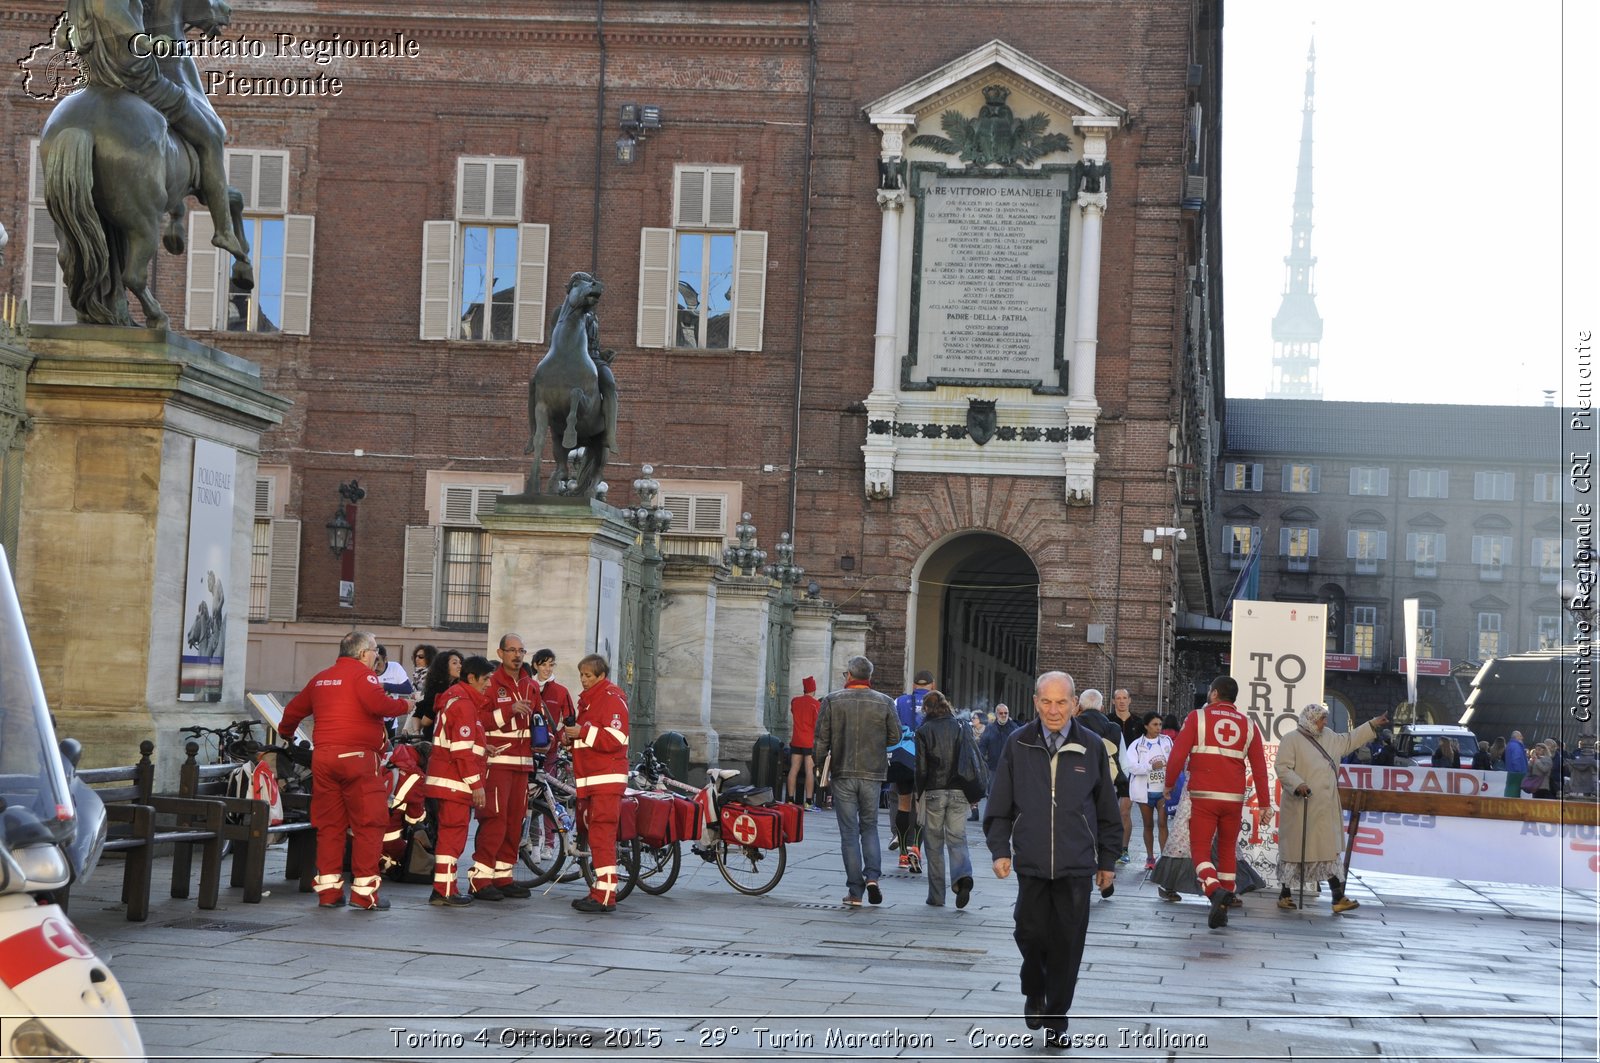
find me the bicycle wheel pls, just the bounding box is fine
[519,806,567,886]
[715,839,786,895]
[630,840,681,896]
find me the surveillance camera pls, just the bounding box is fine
[1177,528,1188,542]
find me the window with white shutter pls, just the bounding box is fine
[1348,467,1390,496]
[656,479,739,543]
[640,166,766,351]
[1279,526,1317,572]
[409,475,519,629]
[1224,463,1261,491]
[1282,464,1319,493]
[249,468,300,622]
[25,140,74,325]
[185,148,315,334]
[1222,525,1259,569]
[421,157,547,342]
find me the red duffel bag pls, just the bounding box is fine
[720,802,782,849]
[773,801,804,844]
[670,794,699,842]
[635,793,675,848]
[617,794,639,842]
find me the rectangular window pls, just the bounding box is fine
[1417,608,1437,658]
[1352,606,1378,661]
[1532,538,1564,583]
[1536,614,1562,650]
[638,166,767,351]
[1474,471,1515,501]
[189,148,315,334]
[248,519,271,621]
[419,157,548,343]
[1282,463,1320,493]
[1408,469,1449,499]
[438,528,492,628]
[1533,473,1562,503]
[1349,467,1390,496]
[1224,525,1259,570]
[1477,613,1502,659]
[1406,531,1445,578]
[1347,529,1387,574]
[1279,526,1318,572]
[1472,535,1511,580]
[1225,463,1262,491]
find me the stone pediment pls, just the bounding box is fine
[1407,511,1446,528]
[1222,504,1261,521]
[865,40,1125,126]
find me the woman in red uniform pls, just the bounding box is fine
[788,676,821,809]
[567,654,629,913]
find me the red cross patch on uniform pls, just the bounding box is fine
[459,725,471,738]
[611,715,621,729]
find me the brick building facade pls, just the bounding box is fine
[3,0,1226,717]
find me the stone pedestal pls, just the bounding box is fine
[789,598,837,709]
[480,496,636,682]
[654,555,723,770]
[709,575,771,758]
[830,613,873,685]
[18,326,288,773]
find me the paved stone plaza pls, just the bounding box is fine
[65,812,1597,1063]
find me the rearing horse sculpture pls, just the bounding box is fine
[38,0,252,328]
[525,272,610,496]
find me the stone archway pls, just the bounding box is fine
[907,531,1039,715]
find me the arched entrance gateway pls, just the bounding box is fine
[908,532,1039,717]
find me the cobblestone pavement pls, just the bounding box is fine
[59,808,1598,1062]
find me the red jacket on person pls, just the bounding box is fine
[1164,700,1272,809]
[280,656,410,749]
[790,694,820,747]
[482,667,537,772]
[424,682,488,804]
[573,677,629,796]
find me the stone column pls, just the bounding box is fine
[1063,117,1118,506]
[861,113,916,501]
[653,555,722,769]
[480,496,636,683]
[709,574,771,763]
[788,598,836,714]
[19,326,288,772]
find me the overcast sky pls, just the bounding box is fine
[1221,1,1568,407]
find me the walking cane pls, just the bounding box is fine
[1296,788,1310,912]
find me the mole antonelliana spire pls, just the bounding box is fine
[1268,37,1324,399]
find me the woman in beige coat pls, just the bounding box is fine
[1274,702,1388,914]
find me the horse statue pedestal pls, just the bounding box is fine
[16,325,288,777]
[480,494,637,678]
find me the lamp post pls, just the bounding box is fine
[723,512,765,575]
[763,531,805,733]
[327,479,365,608]
[623,464,673,748]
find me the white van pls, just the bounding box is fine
[1393,724,1480,768]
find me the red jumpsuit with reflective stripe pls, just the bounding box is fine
[573,678,630,905]
[425,682,488,898]
[1164,701,1271,899]
[280,656,411,905]
[537,678,575,772]
[472,668,536,890]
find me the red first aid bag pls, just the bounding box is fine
[617,794,639,842]
[772,800,803,844]
[670,794,699,843]
[720,802,782,849]
[635,793,674,848]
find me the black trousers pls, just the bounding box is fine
[1013,873,1092,1026]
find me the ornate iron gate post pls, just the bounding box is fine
[763,532,805,735]
[622,464,673,749]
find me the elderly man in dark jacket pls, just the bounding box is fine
[978,702,1021,776]
[815,655,901,907]
[985,671,1120,1050]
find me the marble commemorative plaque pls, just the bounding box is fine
[908,170,1072,391]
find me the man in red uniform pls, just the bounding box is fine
[531,647,575,773]
[423,656,492,906]
[279,631,412,910]
[470,633,536,901]
[1162,675,1272,929]
[788,676,821,809]
[567,653,629,914]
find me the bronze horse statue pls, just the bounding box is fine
[38,0,252,328]
[524,272,610,496]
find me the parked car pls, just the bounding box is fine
[1393,725,1480,768]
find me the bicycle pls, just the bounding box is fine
[518,755,640,901]
[178,720,269,854]
[627,748,788,896]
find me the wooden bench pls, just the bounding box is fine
[76,740,225,922]
[175,742,318,898]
